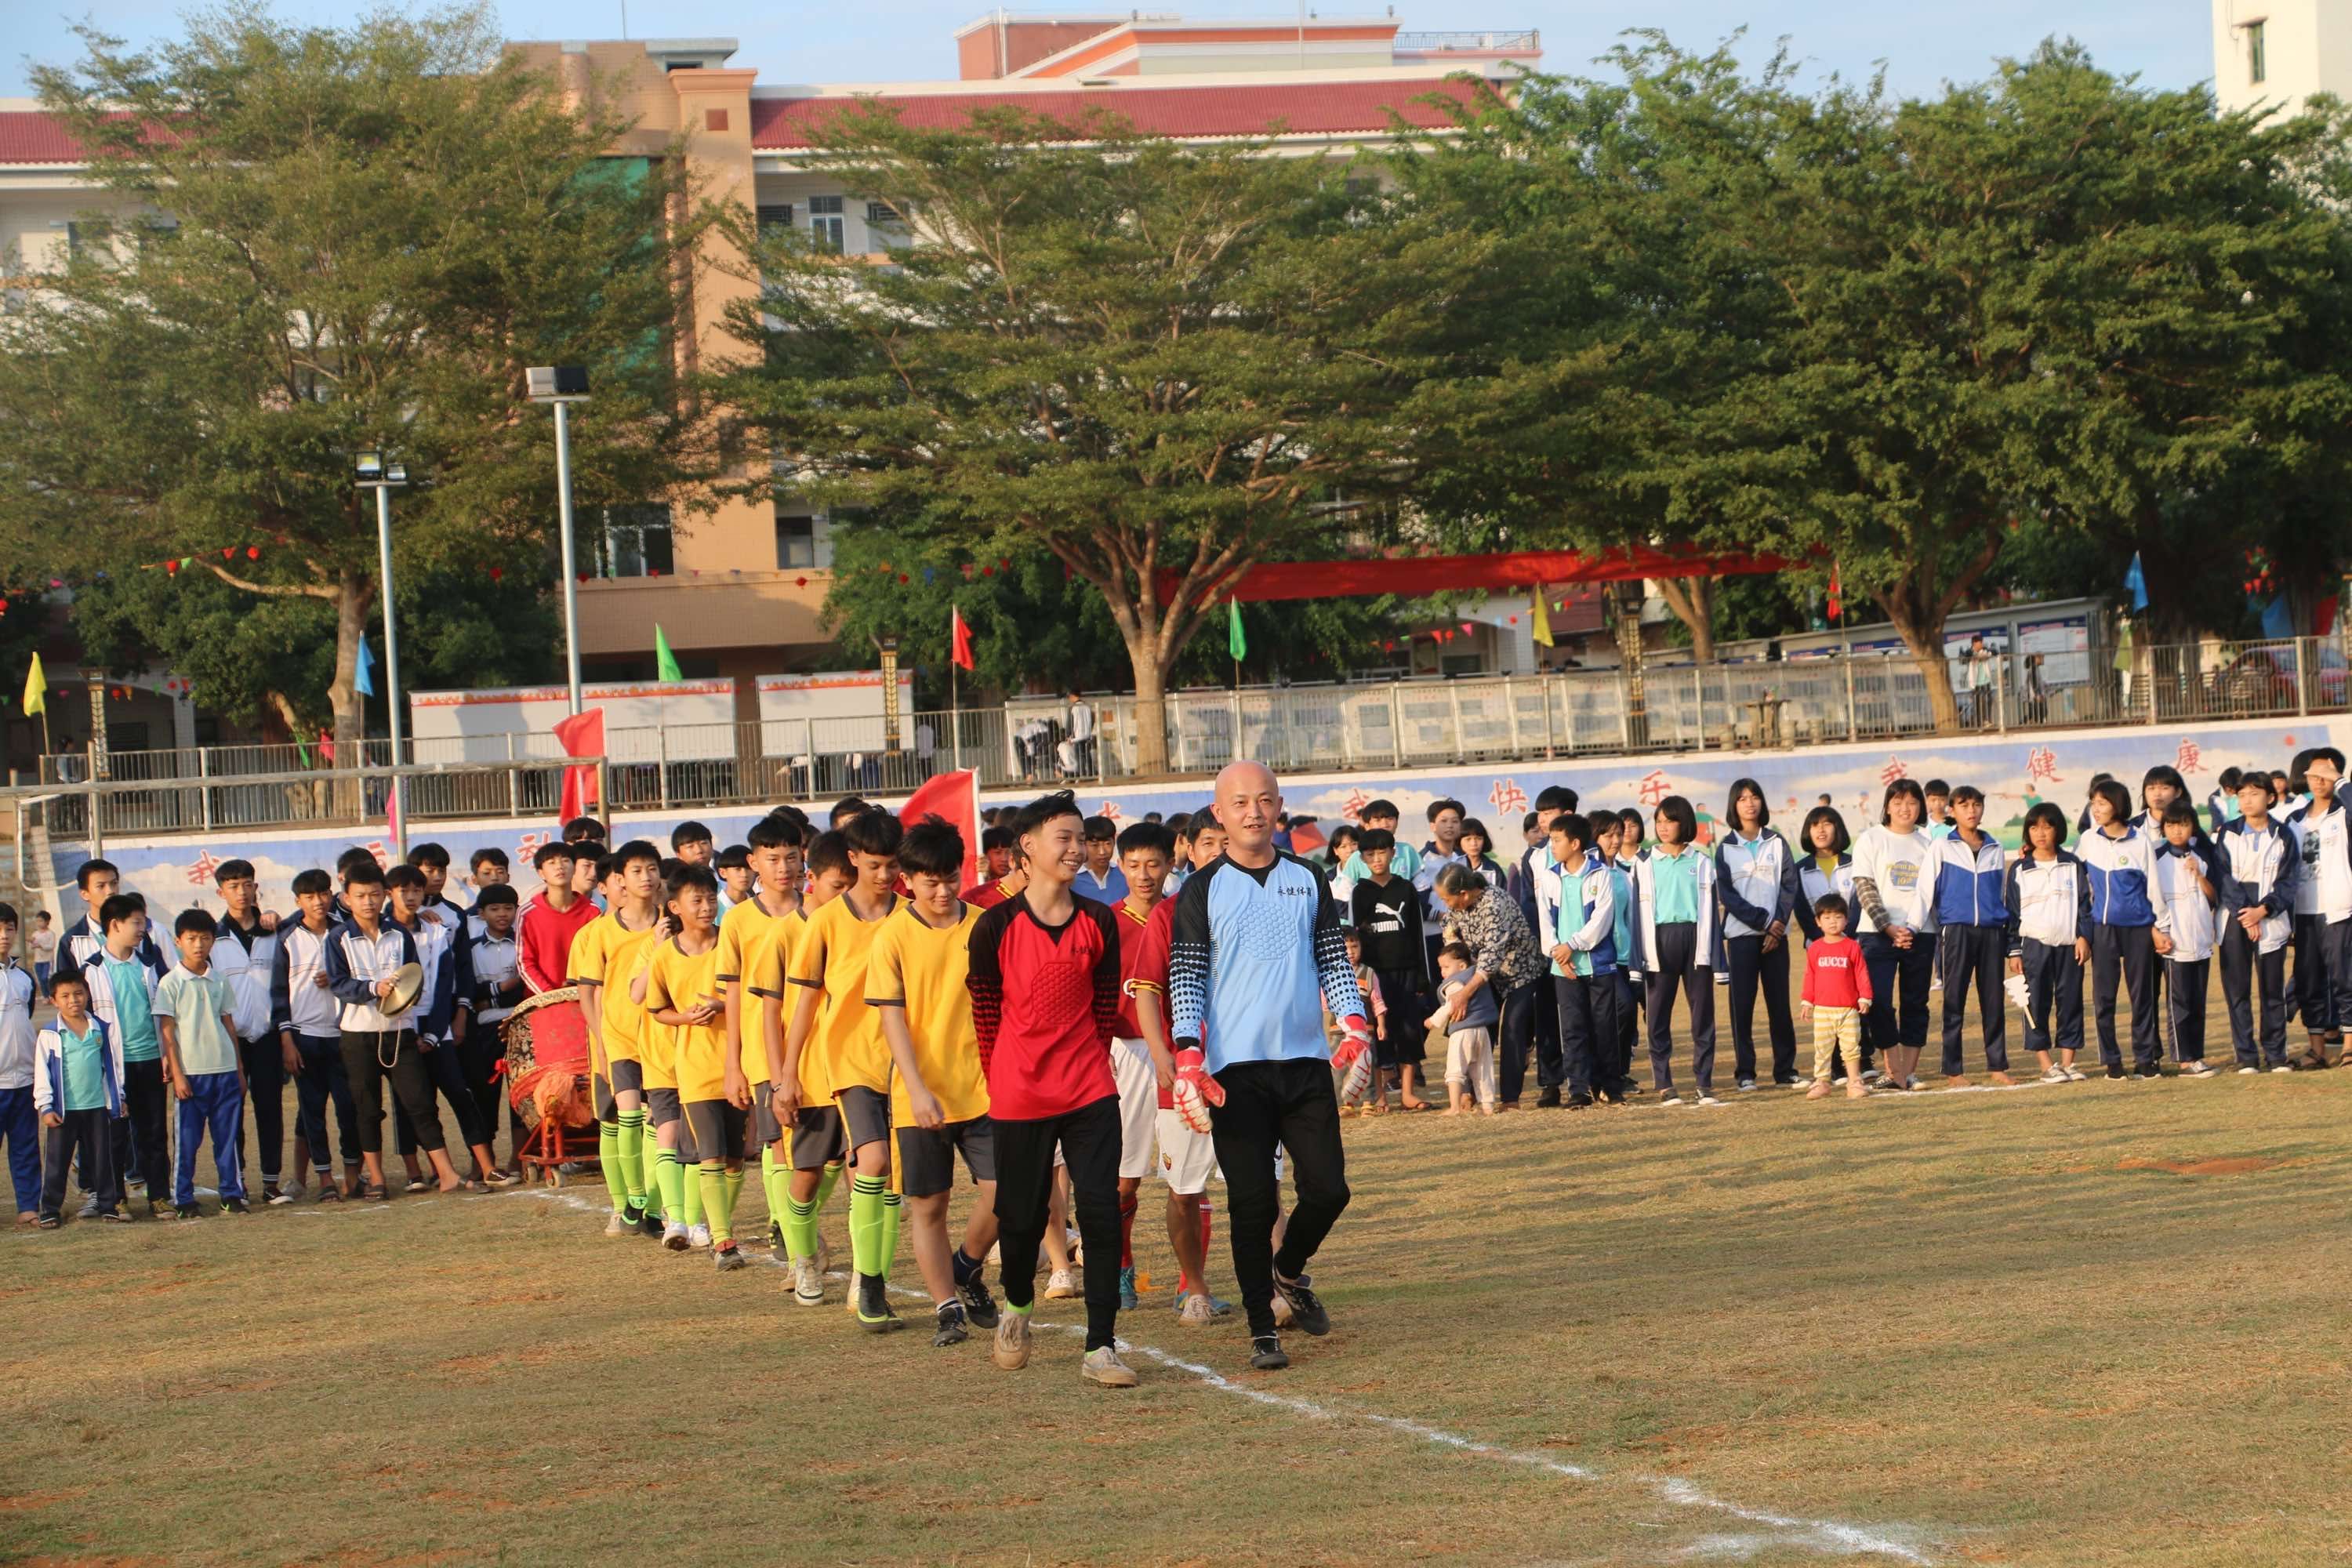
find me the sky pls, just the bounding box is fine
[8,0,2214,101]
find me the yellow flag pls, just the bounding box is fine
[20,652,43,717]
[1530,586,1554,648]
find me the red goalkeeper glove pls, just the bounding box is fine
[1332,1014,1374,1100]
[1172,1046,1224,1134]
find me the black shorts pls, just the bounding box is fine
[608,1058,644,1095]
[896,1116,996,1199]
[593,1072,614,1123]
[753,1082,785,1147]
[684,1100,749,1167]
[837,1084,891,1152]
[790,1105,844,1171]
[647,1087,684,1127]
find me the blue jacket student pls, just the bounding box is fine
[34,1015,122,1119]
[1929,833,2009,927]
[1715,829,1802,939]
[2077,826,2166,930]
[2215,817,2297,953]
[1553,850,1619,979]
[1794,852,1857,943]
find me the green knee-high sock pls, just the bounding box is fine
[815,1160,844,1212]
[681,1160,705,1228]
[616,1109,648,1210]
[783,1194,819,1262]
[878,1190,902,1279]
[698,1162,734,1244]
[655,1148,686,1222]
[724,1167,745,1232]
[760,1149,782,1234]
[598,1120,628,1214]
[848,1173,887,1278]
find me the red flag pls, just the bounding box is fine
[951,605,975,673]
[900,769,981,891]
[554,706,605,822]
[1826,563,1842,622]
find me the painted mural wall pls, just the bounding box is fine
[38,713,2323,925]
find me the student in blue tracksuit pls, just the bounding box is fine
[2152,802,2223,1073]
[1544,814,1619,1109]
[2005,802,2091,1082]
[1516,785,1578,1105]
[1927,786,2013,1083]
[1793,806,1864,1080]
[1714,778,1803,1090]
[2282,746,2352,1069]
[2216,768,2298,1072]
[1597,811,1642,1098]
[2077,778,2170,1079]
[1636,796,1718,1106]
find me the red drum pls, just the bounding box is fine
[502,988,593,1130]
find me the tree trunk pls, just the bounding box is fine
[331,574,370,820]
[1653,575,1717,663]
[1127,646,1170,778]
[1882,600,1961,735]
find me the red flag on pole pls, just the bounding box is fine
[951,605,975,672]
[900,769,982,891]
[554,706,605,823]
[1826,563,1842,622]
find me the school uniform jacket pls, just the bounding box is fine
[1633,847,1716,971]
[61,918,166,980]
[1553,849,1620,979]
[1715,828,1801,941]
[321,920,423,1033]
[212,913,278,1044]
[0,963,35,1091]
[79,946,164,1039]
[2154,840,2221,964]
[270,922,344,1040]
[1927,833,2009,928]
[2076,826,2169,931]
[2215,818,2297,955]
[34,1017,122,1117]
[2285,797,2352,924]
[2003,851,2090,957]
[469,930,524,1026]
[1794,853,1857,943]
[396,916,460,1045]
[1612,855,1643,973]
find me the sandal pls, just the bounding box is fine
[360,1183,390,1202]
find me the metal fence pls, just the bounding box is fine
[14,636,2346,840]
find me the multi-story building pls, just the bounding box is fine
[2211,0,2352,119]
[1,15,1536,758]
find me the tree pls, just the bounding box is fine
[0,5,710,766]
[712,105,1493,773]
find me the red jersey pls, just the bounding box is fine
[1801,935,1872,1011]
[1136,901,1178,1109]
[517,890,600,994]
[1111,898,1164,1039]
[967,882,1011,910]
[966,892,1124,1121]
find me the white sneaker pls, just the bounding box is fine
[269,1185,299,1207]
[2039,1067,2069,1084]
[1044,1269,1078,1299]
[604,1211,629,1236]
[1696,1093,1722,1107]
[2270,1064,2294,1073]
[662,1221,689,1251]
[1177,1292,1215,1326]
[2063,1066,2088,1081]
[2237,1065,2259,1075]
[1081,1346,1140,1388]
[791,1256,824,1305]
[688,1222,713,1250]
[2183,1061,2217,1078]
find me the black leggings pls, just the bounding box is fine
[239,1035,286,1183]
[993,1095,1124,1350]
[339,1029,445,1155]
[1722,933,1795,1083]
[1208,1058,1350,1340]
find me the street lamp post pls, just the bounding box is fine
[354,450,410,858]
[527,365,593,715]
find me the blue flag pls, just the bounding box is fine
[2261,594,2293,640]
[354,634,378,698]
[2123,551,2149,612]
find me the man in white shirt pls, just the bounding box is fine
[1067,690,1097,779]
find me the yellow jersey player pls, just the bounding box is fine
[566,841,664,1236]
[644,863,747,1272]
[757,829,853,1302]
[717,811,805,1251]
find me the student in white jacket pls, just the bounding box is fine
[2283,746,2352,1069]
[2151,803,2222,1075]
[1850,779,1937,1091]
[1714,779,1802,1090]
[2216,770,2299,1072]
[1635,796,1719,1105]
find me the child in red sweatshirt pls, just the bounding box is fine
[1800,892,1873,1100]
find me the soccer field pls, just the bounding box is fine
[7,1007,2347,1568]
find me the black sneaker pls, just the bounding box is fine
[856,1272,904,1334]
[1250,1334,1290,1370]
[933,1301,970,1347]
[639,1210,665,1240]
[2133,1062,2164,1080]
[221,1197,251,1216]
[1596,1084,1624,1105]
[1534,1086,1562,1109]
[1270,1272,1330,1337]
[169,1202,198,1221]
[2104,1065,2126,1080]
[1566,1092,1595,1110]
[715,1243,749,1272]
[262,1181,283,1204]
[958,1270,1002,1330]
[36,1213,60,1229]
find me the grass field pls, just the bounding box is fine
[7,992,2350,1568]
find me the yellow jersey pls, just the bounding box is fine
[718,895,796,1089]
[566,909,662,1066]
[866,902,987,1125]
[789,892,898,1103]
[643,935,727,1103]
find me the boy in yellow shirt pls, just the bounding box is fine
[778,809,903,1331]
[645,863,744,1271]
[870,818,1000,1345]
[756,829,854,1302]
[717,812,804,1253]
[567,842,666,1237]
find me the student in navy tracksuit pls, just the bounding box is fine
[2282,746,2352,1069]
[2005,802,2090,1081]
[1635,796,1718,1105]
[1516,785,1578,1104]
[1544,814,1620,1108]
[272,869,361,1199]
[1927,786,2012,1082]
[2152,801,2222,1073]
[2216,769,2298,1071]
[1714,779,1802,1090]
[2078,778,2169,1079]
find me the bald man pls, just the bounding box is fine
[1167,761,1372,1371]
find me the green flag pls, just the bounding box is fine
[655,623,682,682]
[1227,597,1247,662]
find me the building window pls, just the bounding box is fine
[598,504,673,578]
[808,194,844,252]
[757,203,794,240]
[776,515,816,569]
[2249,19,2267,84]
[865,201,909,248]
